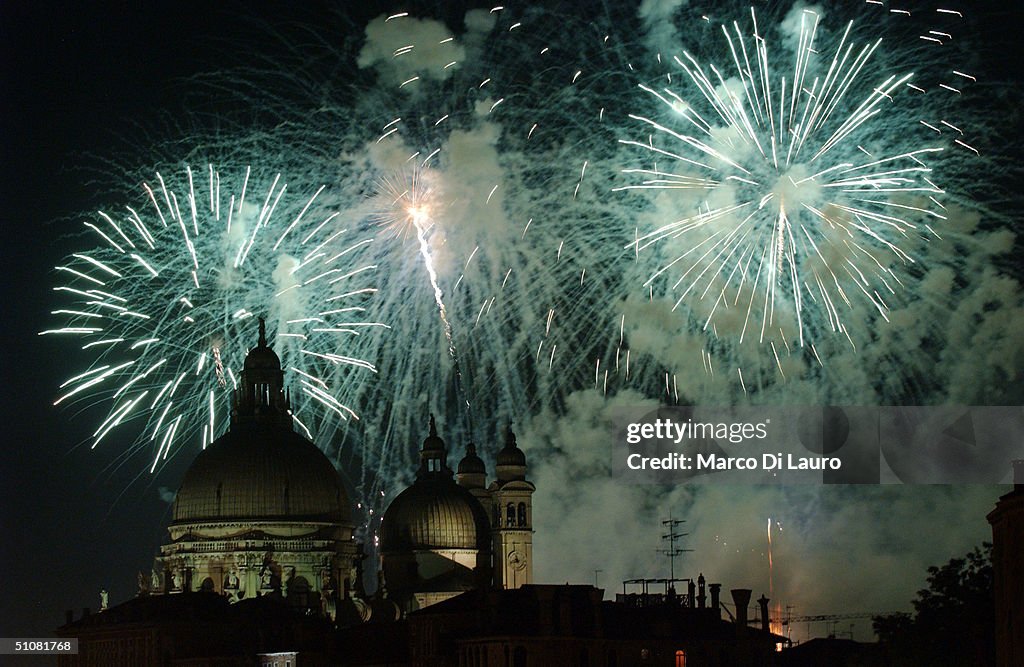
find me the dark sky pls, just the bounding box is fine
[0,2,228,639]
[0,0,474,640]
[1,0,1021,645]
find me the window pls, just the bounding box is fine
[674,649,686,667]
[506,503,516,526]
[517,502,527,527]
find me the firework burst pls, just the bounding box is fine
[43,165,385,474]
[619,7,959,367]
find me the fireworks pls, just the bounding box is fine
[45,1,1022,494]
[618,6,965,373]
[200,5,630,468]
[43,165,385,473]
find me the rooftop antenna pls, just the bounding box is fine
[658,510,693,583]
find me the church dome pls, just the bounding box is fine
[380,477,490,551]
[171,421,350,526]
[243,345,281,371]
[496,425,526,467]
[243,317,282,371]
[496,443,526,467]
[457,443,486,475]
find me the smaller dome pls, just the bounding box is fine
[244,317,282,370]
[496,426,526,467]
[380,477,490,552]
[421,414,445,454]
[457,443,486,475]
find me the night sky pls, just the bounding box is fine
[2,0,1022,646]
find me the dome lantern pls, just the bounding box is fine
[417,414,451,477]
[232,317,290,425]
[456,443,487,490]
[495,423,527,482]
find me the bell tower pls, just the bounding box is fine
[489,425,535,589]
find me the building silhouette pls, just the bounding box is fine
[57,321,781,666]
[987,460,1024,667]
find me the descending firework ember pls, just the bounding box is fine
[42,165,385,474]
[374,168,468,416]
[616,4,985,385]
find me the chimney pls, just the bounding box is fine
[687,580,696,608]
[1013,459,1024,490]
[697,573,706,608]
[709,583,722,617]
[590,588,604,636]
[731,589,751,627]
[559,594,573,634]
[537,587,554,634]
[757,595,771,633]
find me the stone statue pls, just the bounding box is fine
[151,569,161,592]
[100,589,109,611]
[137,571,150,595]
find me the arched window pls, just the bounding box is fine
[200,577,215,592]
[674,649,686,667]
[506,503,516,526]
[517,502,527,527]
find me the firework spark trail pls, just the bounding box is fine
[373,171,452,344]
[375,167,473,428]
[44,164,385,474]
[767,517,784,643]
[410,203,456,357]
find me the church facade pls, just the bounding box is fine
[150,318,362,619]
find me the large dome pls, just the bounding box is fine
[171,421,350,526]
[380,477,490,551]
